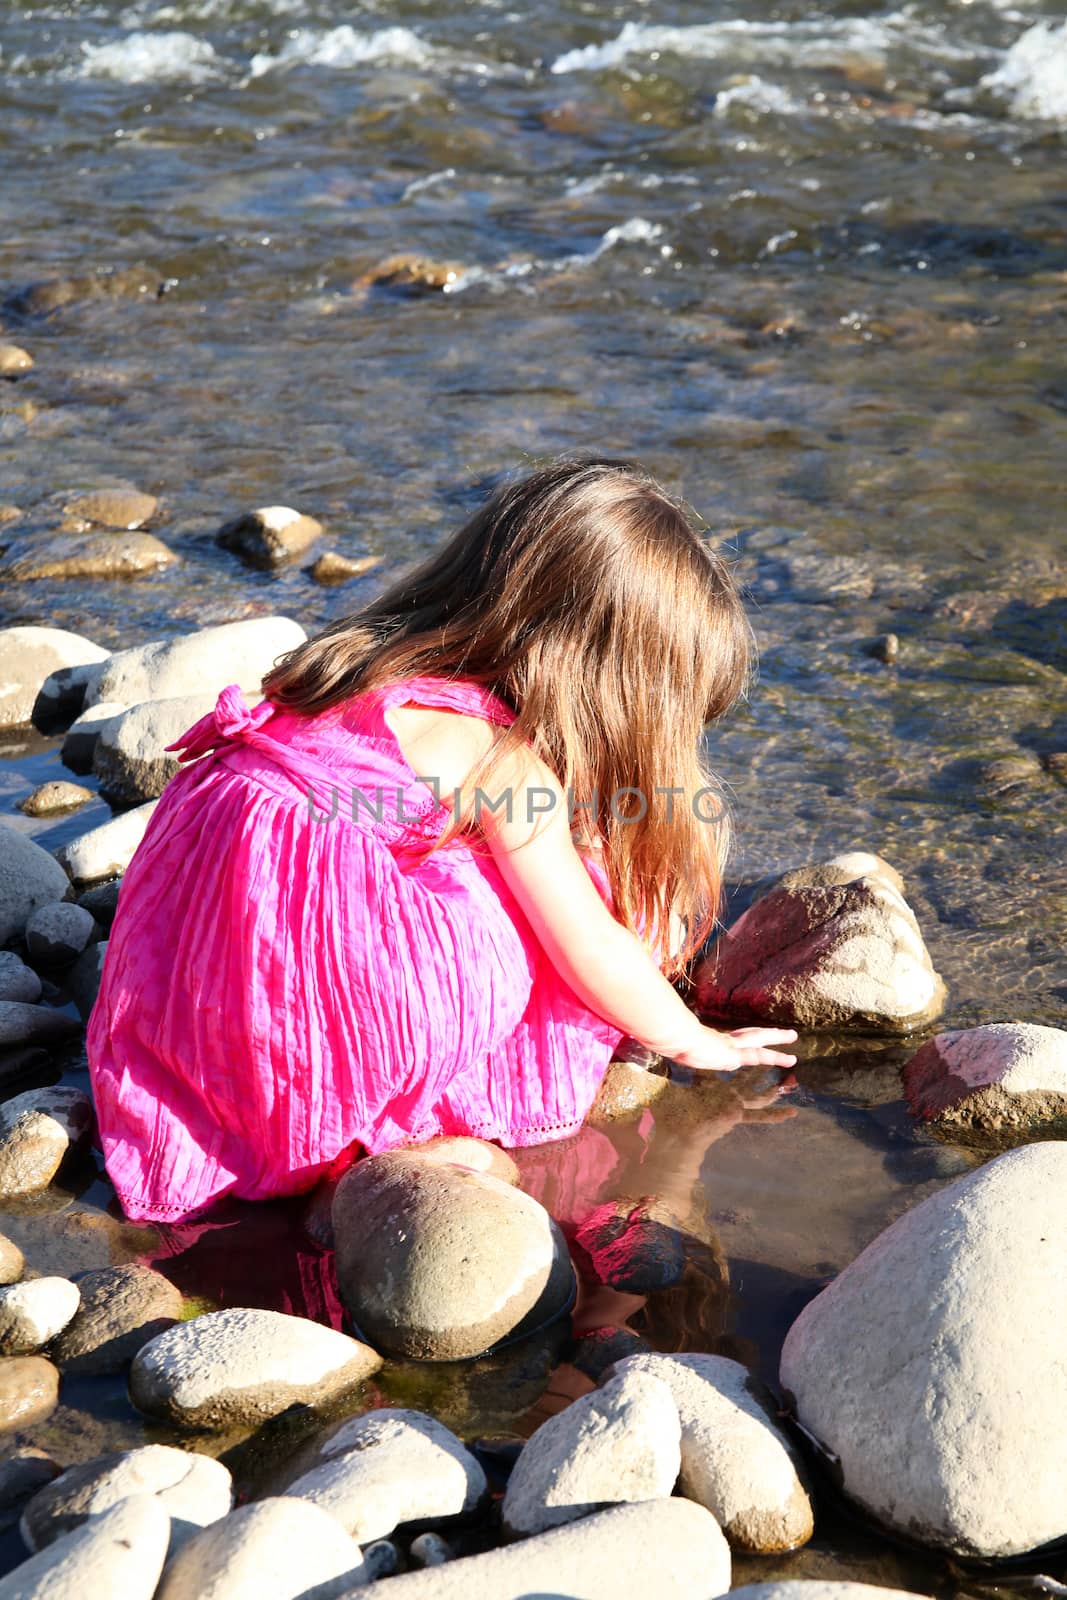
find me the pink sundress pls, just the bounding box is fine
[86,675,623,1223]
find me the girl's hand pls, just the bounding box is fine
[672,1023,798,1073]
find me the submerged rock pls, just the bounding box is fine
[903,1023,1067,1141]
[350,1498,731,1600]
[605,1352,813,1554]
[155,1497,366,1600]
[586,1058,668,1125]
[55,802,158,885]
[20,1445,232,1554]
[0,1494,169,1600]
[18,782,94,818]
[502,1368,680,1538]
[333,1153,574,1361]
[24,903,95,968]
[309,550,380,584]
[0,1452,61,1526]
[4,531,178,581]
[574,1196,726,1296]
[51,1264,182,1375]
[63,488,157,530]
[695,852,945,1034]
[0,1356,60,1434]
[357,254,465,294]
[0,825,71,944]
[780,1142,1067,1557]
[129,1307,382,1431]
[0,1278,80,1355]
[283,1407,486,1542]
[217,507,323,569]
[93,694,221,804]
[0,627,108,732]
[0,1087,94,1199]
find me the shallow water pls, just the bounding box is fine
[0,0,1065,1583]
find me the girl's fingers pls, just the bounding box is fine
[736,1048,797,1068]
[728,1027,799,1045]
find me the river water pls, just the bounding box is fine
[0,0,1065,1585]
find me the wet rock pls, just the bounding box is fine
[0,1232,24,1285]
[60,701,128,773]
[0,505,22,528]
[155,1497,367,1600]
[903,1022,1067,1142]
[867,633,899,664]
[0,1277,79,1355]
[0,1002,81,1048]
[333,1153,574,1361]
[1043,751,1067,786]
[0,344,33,377]
[24,902,95,968]
[68,940,108,1023]
[605,1352,812,1553]
[780,1142,1067,1557]
[349,1498,730,1600]
[51,1264,182,1375]
[0,626,108,732]
[217,507,324,569]
[18,781,94,818]
[0,824,72,942]
[358,254,465,294]
[4,531,179,580]
[574,1196,725,1295]
[21,1444,232,1554]
[0,1356,59,1433]
[0,1049,52,1099]
[0,955,42,1006]
[586,1058,668,1125]
[695,852,945,1034]
[0,1494,170,1600]
[0,1086,94,1199]
[93,694,220,804]
[309,551,380,584]
[129,1306,381,1431]
[283,1407,486,1542]
[502,1369,680,1538]
[730,1587,927,1600]
[5,266,164,318]
[63,488,157,530]
[55,801,158,885]
[70,615,306,715]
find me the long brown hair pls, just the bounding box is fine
[264,457,751,972]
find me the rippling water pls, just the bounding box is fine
[0,0,1065,1581]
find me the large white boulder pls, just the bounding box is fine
[93,694,224,803]
[348,1498,730,1600]
[502,1369,680,1538]
[154,1497,365,1600]
[780,1142,1067,1557]
[54,801,158,885]
[604,1352,813,1553]
[79,616,305,711]
[0,626,108,732]
[904,1023,1067,1140]
[695,852,945,1034]
[129,1307,381,1431]
[20,1444,232,1554]
[0,1495,169,1600]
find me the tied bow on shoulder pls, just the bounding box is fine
[165,685,277,764]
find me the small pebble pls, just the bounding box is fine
[408,1532,453,1569]
[0,1277,80,1355]
[868,632,899,663]
[1042,752,1067,787]
[19,782,95,818]
[362,1540,401,1580]
[0,344,33,378]
[217,506,323,569]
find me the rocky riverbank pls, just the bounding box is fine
[0,619,1065,1596]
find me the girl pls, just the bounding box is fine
[87,457,796,1224]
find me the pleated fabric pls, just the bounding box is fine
[87,675,622,1223]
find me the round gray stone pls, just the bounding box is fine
[904,1022,1067,1141]
[20,1444,232,1554]
[0,955,41,1006]
[0,826,70,945]
[51,1265,183,1375]
[25,902,95,967]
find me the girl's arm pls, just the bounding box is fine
[478,743,796,1073]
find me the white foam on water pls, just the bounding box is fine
[978,20,1067,120]
[713,75,805,117]
[76,30,220,82]
[563,167,699,196]
[551,15,980,76]
[445,216,665,295]
[248,24,502,80]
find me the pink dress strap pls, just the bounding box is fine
[375,675,516,726]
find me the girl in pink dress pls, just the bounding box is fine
[87,457,796,1223]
